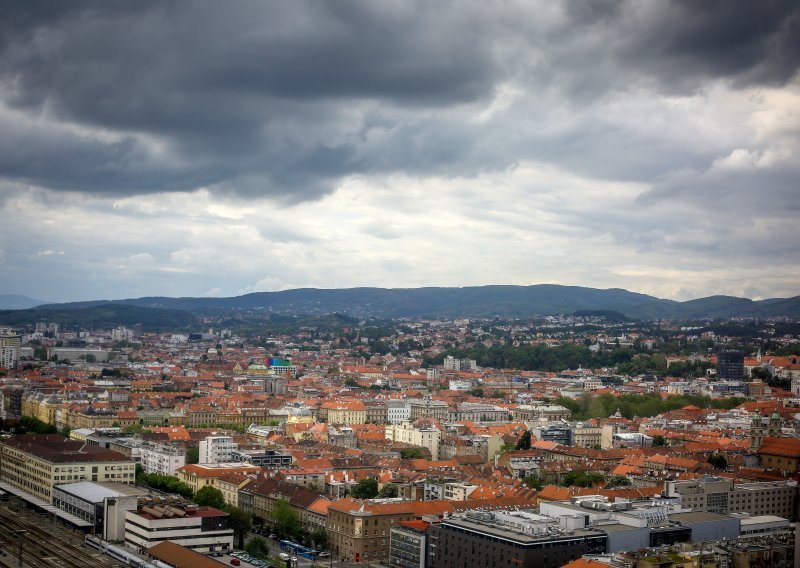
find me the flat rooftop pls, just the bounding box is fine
[55,481,150,503]
[441,517,604,544]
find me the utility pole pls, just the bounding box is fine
[14,529,27,568]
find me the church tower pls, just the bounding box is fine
[750,410,764,451]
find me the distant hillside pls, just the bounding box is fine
[0,304,198,331]
[0,294,48,310]
[35,285,800,320]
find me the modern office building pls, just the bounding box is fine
[717,350,744,381]
[428,510,607,568]
[389,520,431,568]
[125,503,233,555]
[52,481,152,540]
[664,477,797,519]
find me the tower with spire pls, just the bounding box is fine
[750,410,764,451]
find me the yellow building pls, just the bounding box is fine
[176,463,262,494]
[21,393,67,426]
[0,434,135,503]
[322,401,367,425]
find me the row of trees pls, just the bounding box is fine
[553,393,746,421]
[523,471,632,489]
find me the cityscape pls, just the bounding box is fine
[1,2,799,568]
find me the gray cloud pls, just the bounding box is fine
[0,1,799,302]
[0,0,797,201]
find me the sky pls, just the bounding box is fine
[0,1,799,304]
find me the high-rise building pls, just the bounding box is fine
[0,328,21,369]
[717,350,744,381]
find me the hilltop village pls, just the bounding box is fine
[1,314,800,568]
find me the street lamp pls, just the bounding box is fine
[14,529,27,568]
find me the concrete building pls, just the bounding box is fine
[389,520,431,568]
[140,442,186,476]
[408,398,449,421]
[46,347,111,362]
[387,401,412,424]
[428,510,607,568]
[717,350,744,381]
[230,448,292,468]
[0,434,135,503]
[199,435,237,464]
[52,481,152,540]
[125,504,233,555]
[0,329,21,369]
[664,477,797,519]
[385,422,441,461]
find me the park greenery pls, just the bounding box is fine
[399,448,424,460]
[553,393,746,421]
[351,478,379,499]
[135,467,194,498]
[426,343,718,377]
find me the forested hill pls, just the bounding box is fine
[0,304,197,332]
[31,285,800,320]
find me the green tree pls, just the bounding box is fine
[708,453,728,470]
[561,470,605,488]
[523,473,543,490]
[750,366,771,381]
[194,486,226,509]
[224,505,252,549]
[271,498,301,539]
[185,446,200,465]
[652,435,667,447]
[351,478,379,499]
[606,475,632,488]
[516,430,532,450]
[245,536,270,560]
[377,483,398,498]
[310,528,328,550]
[399,448,423,460]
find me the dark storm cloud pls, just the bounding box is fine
[0,0,797,200]
[619,0,800,89]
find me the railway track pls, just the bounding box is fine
[0,506,118,567]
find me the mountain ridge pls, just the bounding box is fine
[29,285,800,320]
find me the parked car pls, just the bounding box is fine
[279,552,290,561]
[269,533,277,540]
[230,559,241,566]
[319,552,330,557]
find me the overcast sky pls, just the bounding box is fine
[1,1,798,303]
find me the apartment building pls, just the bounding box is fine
[199,435,237,464]
[387,401,412,424]
[385,422,441,461]
[0,434,135,503]
[664,477,797,519]
[0,328,21,369]
[139,442,186,476]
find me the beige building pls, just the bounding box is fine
[385,422,441,461]
[664,478,797,519]
[0,434,135,503]
[322,401,367,425]
[176,463,262,494]
[573,425,602,448]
